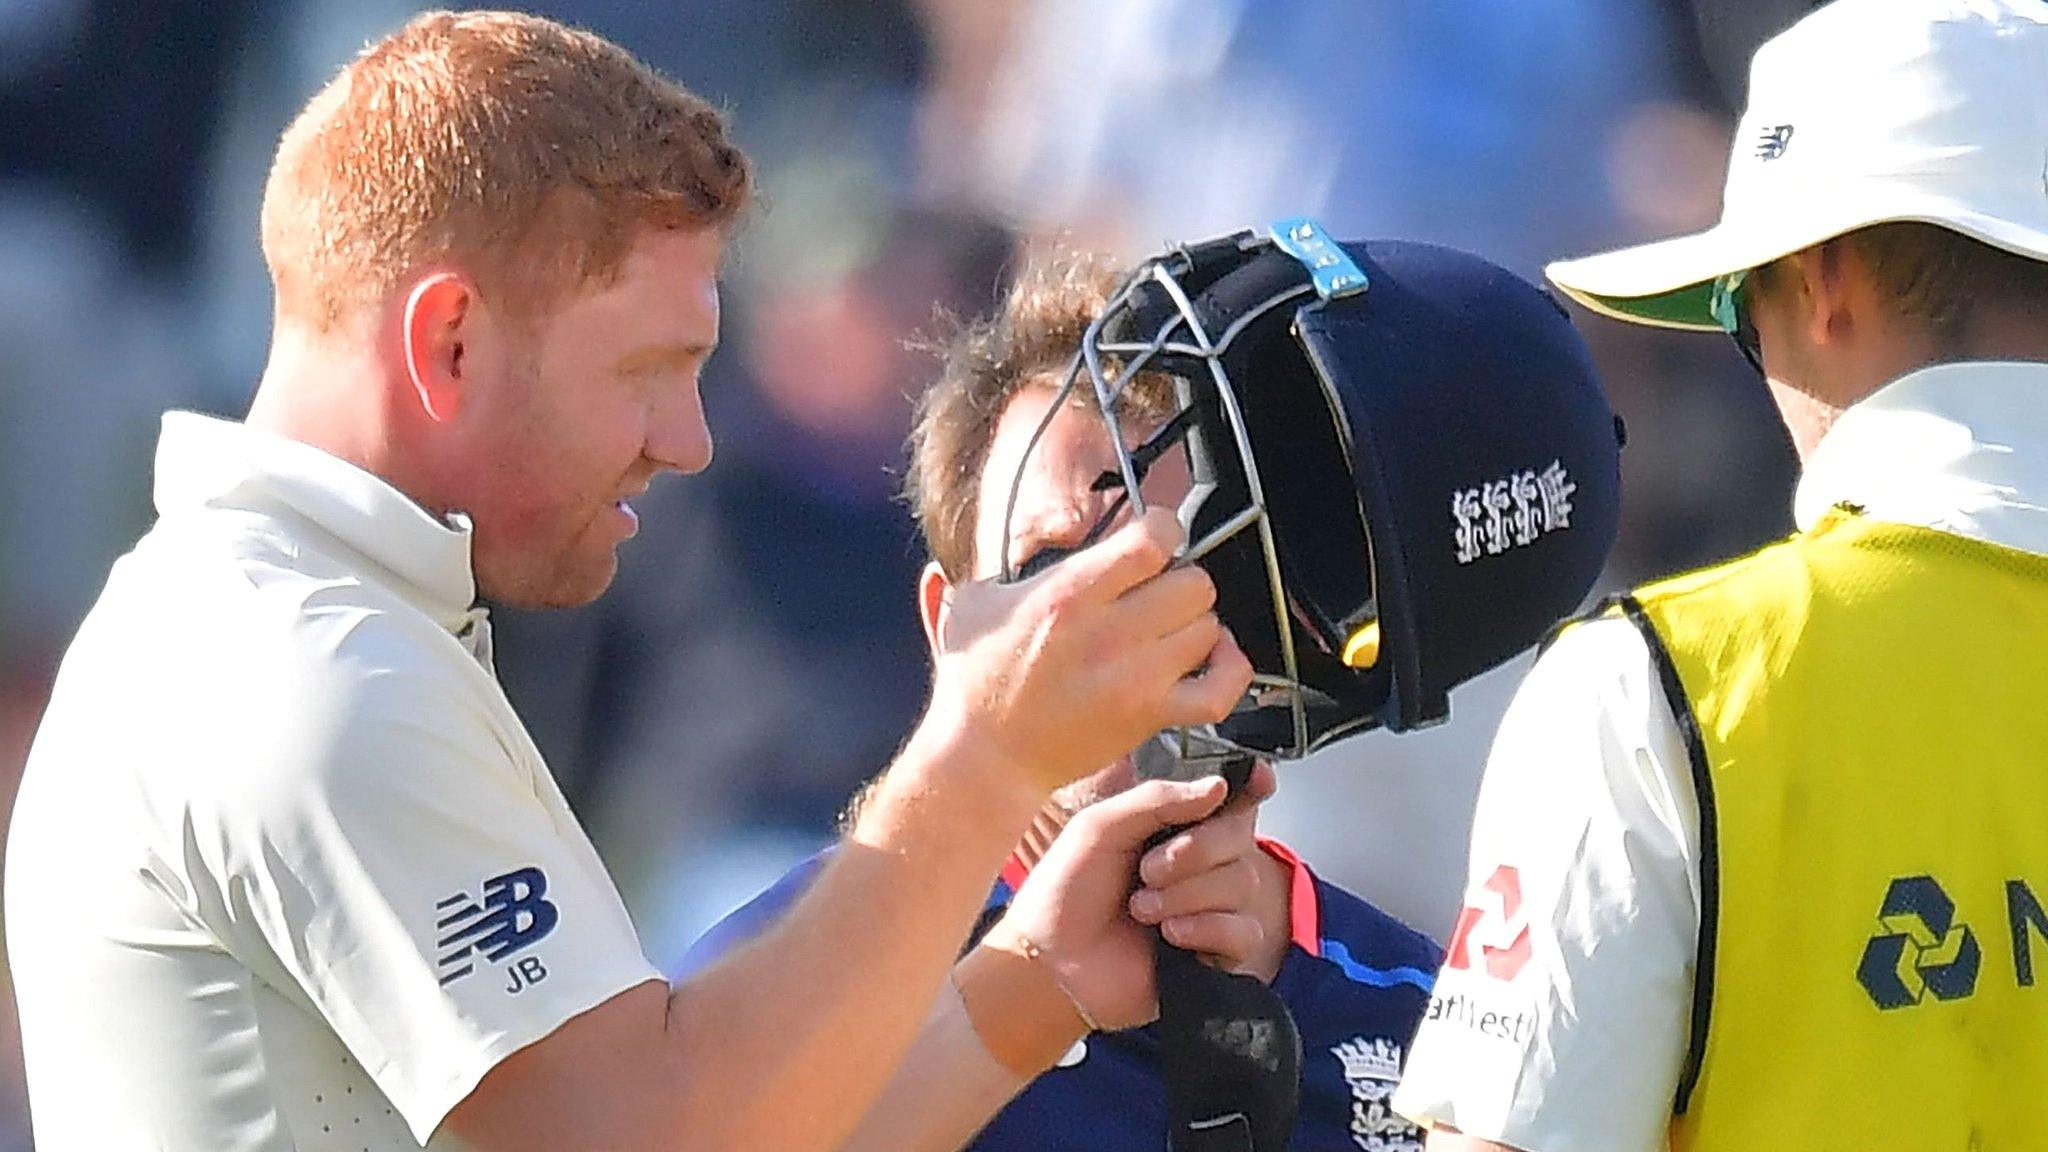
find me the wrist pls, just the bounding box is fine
[952,934,1093,1076]
[876,708,1049,841]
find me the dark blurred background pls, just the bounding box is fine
[0,1,1818,1144]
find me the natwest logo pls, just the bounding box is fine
[1445,864,1533,982]
[1857,874,1979,1010]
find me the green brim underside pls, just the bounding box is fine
[1581,280,1721,332]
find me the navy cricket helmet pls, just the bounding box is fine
[1002,220,1624,760]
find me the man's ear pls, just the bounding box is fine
[401,273,476,423]
[1795,241,1857,348]
[918,560,953,660]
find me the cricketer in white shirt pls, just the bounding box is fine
[1391,361,2048,1151]
[6,413,662,1150]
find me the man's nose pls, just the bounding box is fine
[646,393,714,476]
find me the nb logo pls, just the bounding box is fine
[1857,874,1980,1010]
[1756,124,1795,160]
[437,867,559,988]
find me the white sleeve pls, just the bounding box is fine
[1390,617,1701,1152]
[193,643,662,1144]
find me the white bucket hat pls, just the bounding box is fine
[1548,0,2048,331]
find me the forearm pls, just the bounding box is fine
[834,983,1033,1152]
[660,722,1042,1151]
[835,924,1104,1152]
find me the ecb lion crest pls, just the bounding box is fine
[1331,1037,1423,1152]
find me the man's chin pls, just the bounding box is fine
[477,551,620,610]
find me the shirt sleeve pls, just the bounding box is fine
[1390,617,1701,1152]
[190,634,663,1144]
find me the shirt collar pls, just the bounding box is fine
[1794,361,2048,555]
[152,412,479,627]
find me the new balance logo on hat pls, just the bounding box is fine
[1546,0,2048,331]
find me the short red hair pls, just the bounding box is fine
[260,9,752,331]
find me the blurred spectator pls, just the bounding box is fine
[0,0,268,276]
[568,0,925,111]
[0,177,202,682]
[1689,0,1830,110]
[967,0,1673,274]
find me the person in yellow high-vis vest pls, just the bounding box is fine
[1389,2,2048,1150]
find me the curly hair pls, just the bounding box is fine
[906,249,1178,578]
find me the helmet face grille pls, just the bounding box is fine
[1000,222,1623,767]
[1001,227,1377,762]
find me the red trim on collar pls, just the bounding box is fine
[999,855,1031,893]
[1256,838,1321,957]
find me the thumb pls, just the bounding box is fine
[1073,776,1230,850]
[1223,760,1277,813]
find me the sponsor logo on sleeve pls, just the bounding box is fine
[436,866,558,993]
[1423,864,1539,1048]
[1444,865,1532,981]
[1419,988,1537,1047]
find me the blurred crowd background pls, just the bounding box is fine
[0,0,1811,1144]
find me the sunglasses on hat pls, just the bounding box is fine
[1709,269,1764,375]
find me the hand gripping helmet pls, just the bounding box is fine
[1003,220,1625,762]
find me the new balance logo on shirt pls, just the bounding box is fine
[437,867,559,988]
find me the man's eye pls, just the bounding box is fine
[1014,544,1077,582]
[1009,487,1138,582]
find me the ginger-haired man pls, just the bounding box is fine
[5,13,1251,1151]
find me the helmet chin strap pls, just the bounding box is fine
[1120,262,1305,1151]
[1025,393,1303,1152]
[1140,751,1302,1152]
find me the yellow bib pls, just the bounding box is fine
[1624,511,2048,1152]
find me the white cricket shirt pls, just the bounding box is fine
[1392,361,2048,1151]
[6,414,661,1150]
